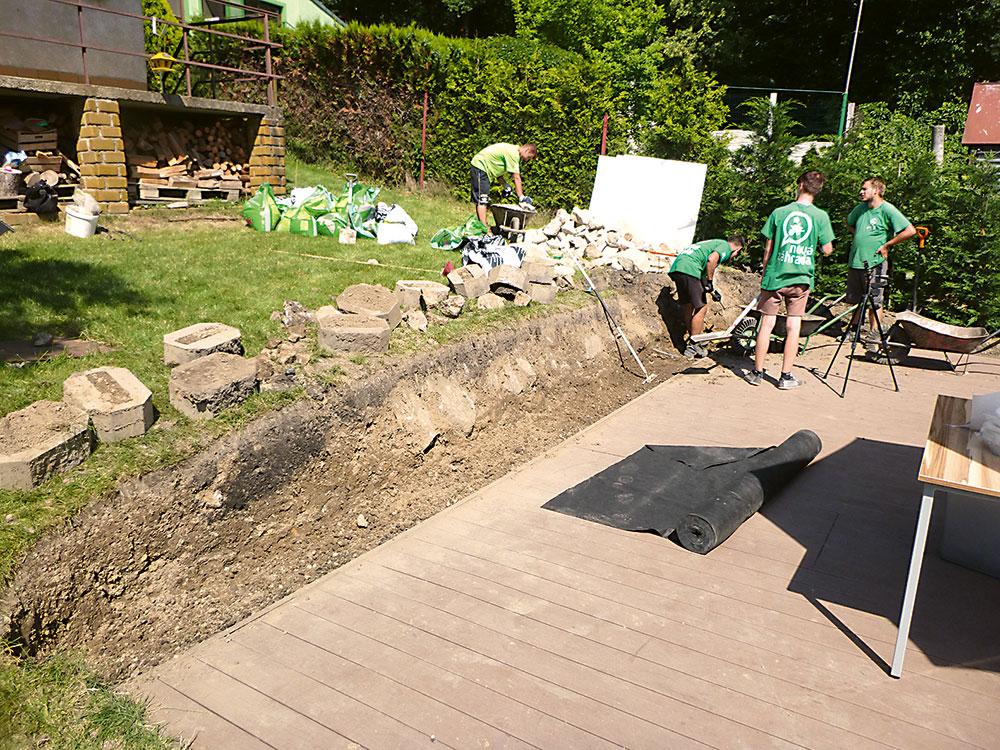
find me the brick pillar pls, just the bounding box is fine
[247,114,286,196]
[77,99,129,215]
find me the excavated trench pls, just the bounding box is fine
[1,273,712,682]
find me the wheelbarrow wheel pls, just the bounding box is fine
[731,317,758,353]
[864,327,911,365]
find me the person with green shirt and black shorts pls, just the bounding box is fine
[845,177,916,333]
[470,143,537,229]
[745,170,835,390]
[668,234,746,357]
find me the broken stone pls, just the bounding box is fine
[316,306,390,354]
[488,264,527,292]
[488,357,537,395]
[542,219,562,237]
[513,291,531,307]
[528,281,557,304]
[521,258,557,283]
[518,242,552,260]
[0,401,92,490]
[338,228,357,244]
[423,374,476,436]
[62,366,154,443]
[356,514,368,528]
[281,300,314,327]
[477,292,506,310]
[572,206,591,226]
[438,295,465,318]
[446,264,489,299]
[395,280,450,309]
[388,388,440,453]
[555,208,571,223]
[163,322,243,367]
[168,352,258,420]
[404,309,428,332]
[336,283,401,329]
[584,244,603,260]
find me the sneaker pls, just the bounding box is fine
[684,341,707,358]
[744,368,764,386]
[778,372,802,390]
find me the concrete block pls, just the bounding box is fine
[477,293,506,310]
[394,280,450,309]
[521,258,557,283]
[336,284,401,329]
[447,264,489,299]
[316,306,390,353]
[163,322,243,366]
[488,264,528,292]
[168,353,258,420]
[63,366,154,442]
[528,281,558,304]
[0,401,92,490]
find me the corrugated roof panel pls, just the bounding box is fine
[963,82,1000,145]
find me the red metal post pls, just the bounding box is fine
[601,113,608,156]
[420,90,429,190]
[77,2,89,84]
[263,12,274,106]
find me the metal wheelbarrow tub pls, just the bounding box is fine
[489,203,537,241]
[865,310,999,368]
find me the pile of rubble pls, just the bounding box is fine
[516,207,673,274]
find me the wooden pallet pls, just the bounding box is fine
[128,181,241,203]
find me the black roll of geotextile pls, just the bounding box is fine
[542,429,822,555]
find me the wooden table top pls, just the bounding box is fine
[918,394,1000,499]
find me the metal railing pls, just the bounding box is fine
[0,0,282,106]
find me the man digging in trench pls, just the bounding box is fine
[669,234,746,358]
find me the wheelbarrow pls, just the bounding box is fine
[692,293,857,354]
[864,309,1000,370]
[489,202,537,243]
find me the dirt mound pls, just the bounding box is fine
[3,273,700,681]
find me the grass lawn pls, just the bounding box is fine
[0,157,575,747]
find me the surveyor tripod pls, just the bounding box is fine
[822,261,899,398]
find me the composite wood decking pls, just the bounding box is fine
[130,346,1000,749]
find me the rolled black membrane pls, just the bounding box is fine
[542,429,822,554]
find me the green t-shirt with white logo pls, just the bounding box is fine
[669,239,733,278]
[471,143,520,182]
[846,200,910,269]
[760,201,835,291]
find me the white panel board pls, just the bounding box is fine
[588,155,706,250]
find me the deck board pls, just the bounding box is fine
[131,348,1000,749]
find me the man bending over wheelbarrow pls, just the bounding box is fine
[845,177,916,335]
[745,170,835,390]
[470,143,537,230]
[669,234,746,358]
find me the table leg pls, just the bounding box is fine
[890,484,936,677]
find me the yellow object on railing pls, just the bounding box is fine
[148,52,178,74]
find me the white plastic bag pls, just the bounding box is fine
[978,408,1000,456]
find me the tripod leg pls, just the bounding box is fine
[823,303,858,377]
[871,303,899,391]
[839,296,870,397]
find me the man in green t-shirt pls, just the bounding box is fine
[745,170,835,389]
[845,177,916,332]
[470,143,537,228]
[668,234,746,357]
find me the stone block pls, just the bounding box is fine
[336,283,401,329]
[477,292,506,310]
[316,306,390,353]
[488,264,528,292]
[521,258,557,283]
[163,322,243,366]
[63,366,154,443]
[394,280,450,309]
[446,264,489,299]
[528,281,558,304]
[168,353,258,420]
[0,401,92,490]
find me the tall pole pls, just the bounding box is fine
[838,0,865,137]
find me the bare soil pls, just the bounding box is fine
[2,270,702,682]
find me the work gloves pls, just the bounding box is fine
[702,276,722,303]
[502,184,514,197]
[520,195,533,206]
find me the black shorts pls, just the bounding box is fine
[470,166,491,205]
[670,271,707,310]
[845,265,887,308]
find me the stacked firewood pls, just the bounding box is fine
[123,119,250,192]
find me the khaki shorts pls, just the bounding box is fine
[757,285,810,317]
[845,265,887,308]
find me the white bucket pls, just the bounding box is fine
[64,206,98,238]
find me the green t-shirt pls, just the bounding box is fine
[471,143,520,182]
[847,200,910,269]
[669,239,733,278]
[760,201,835,290]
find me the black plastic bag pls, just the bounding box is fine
[23,182,59,213]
